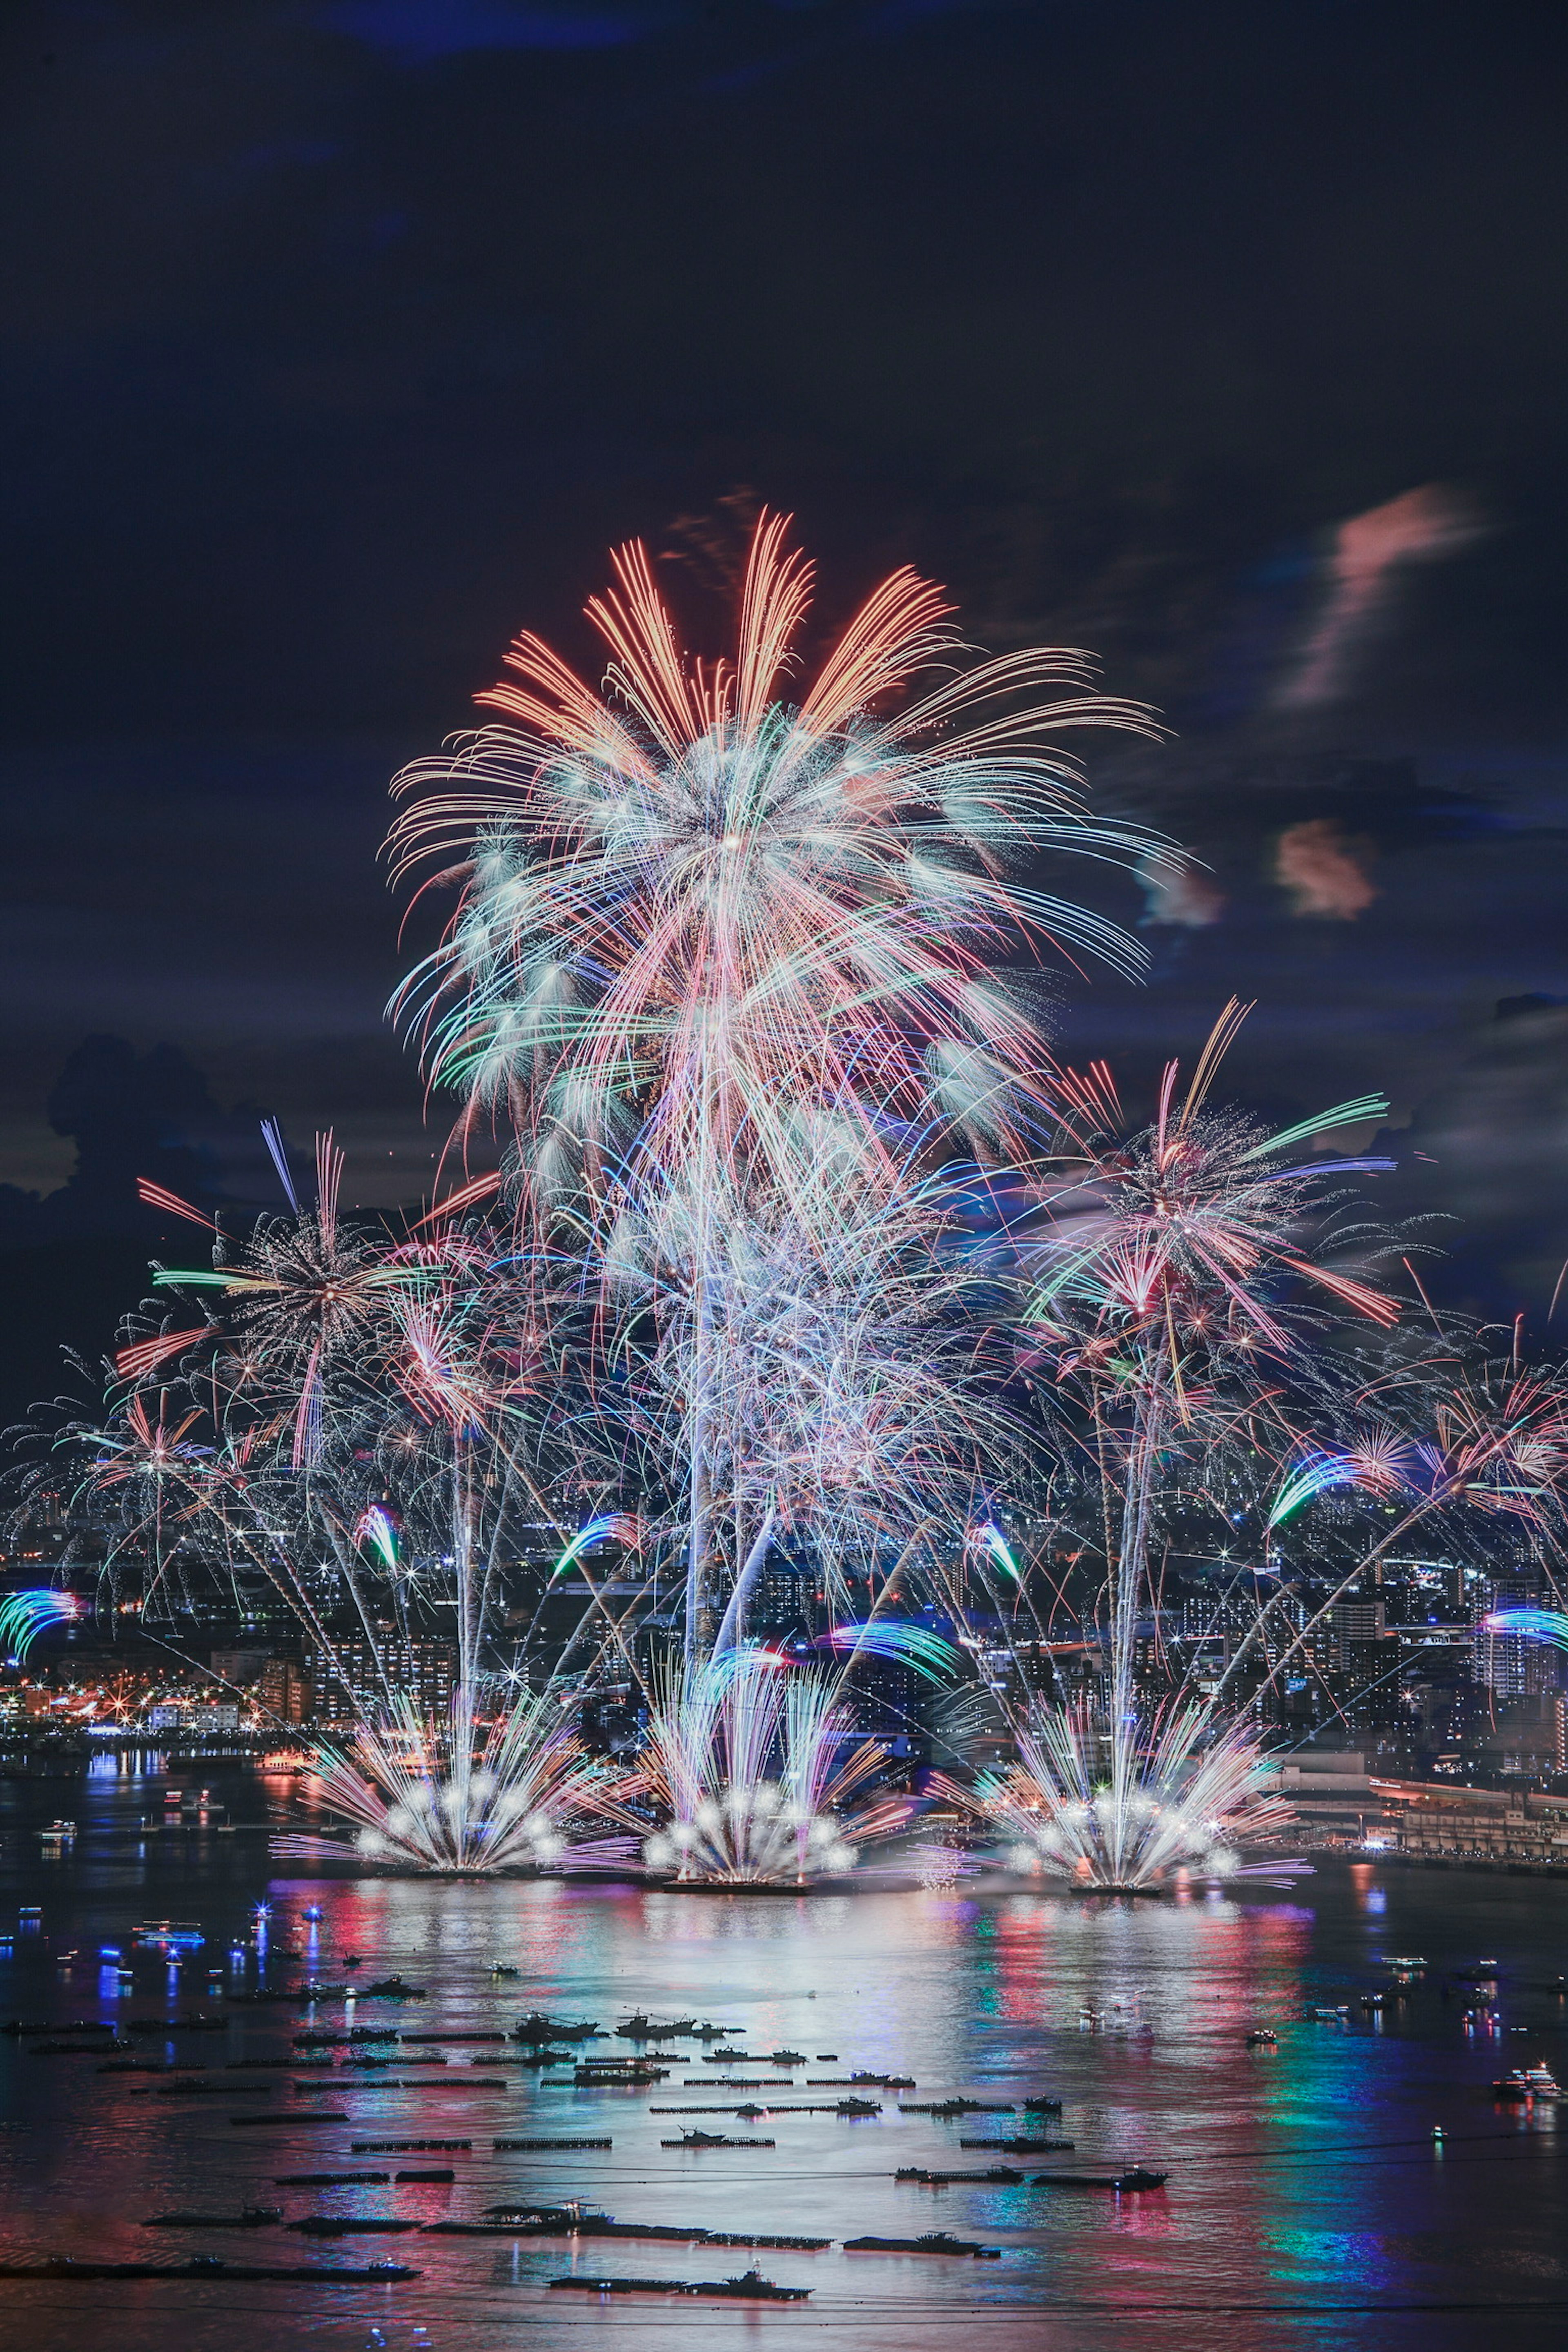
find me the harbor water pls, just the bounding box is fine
[2,1754,1567,2350]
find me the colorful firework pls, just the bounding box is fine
[274,1687,638,1875]
[939,1703,1299,1891]
[635,1649,911,1884]
[0,1587,83,1663]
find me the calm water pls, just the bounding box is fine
[2,1757,1568,2352]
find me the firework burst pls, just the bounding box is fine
[275,1686,637,1875]
[635,1649,910,1884]
[939,1703,1298,1891]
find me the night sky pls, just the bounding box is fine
[4,0,1568,1410]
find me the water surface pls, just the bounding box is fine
[2,1757,1566,2350]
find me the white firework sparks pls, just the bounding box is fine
[635,1649,910,1884]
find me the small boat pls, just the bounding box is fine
[512,2015,603,2041]
[143,2208,283,2229]
[361,1975,428,1999]
[396,2168,454,2182]
[1246,2030,1279,2049]
[689,2022,740,2040]
[548,2270,808,2302]
[765,2050,806,2064]
[895,2166,1022,2185]
[1022,2096,1063,2113]
[842,2232,1000,2258]
[1307,2007,1350,2021]
[490,1964,521,1978]
[673,2130,761,2157]
[341,1955,362,1968]
[1494,2066,1561,2102]
[1383,1956,1427,1969]
[1030,2167,1168,2192]
[134,1922,203,1949]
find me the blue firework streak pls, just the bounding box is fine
[0,1588,83,1663]
[1482,1607,1568,1650]
[823,1621,960,1683]
[1266,1454,1361,1528]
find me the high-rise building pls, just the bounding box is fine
[311,1632,457,1724]
[259,1657,314,1724]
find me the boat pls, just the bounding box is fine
[490,1964,521,1978]
[1383,1956,1427,1969]
[360,1975,428,1998]
[512,2015,603,2042]
[341,1955,363,1967]
[1246,2030,1279,2048]
[1022,2096,1062,2112]
[895,2166,1022,2185]
[548,2270,808,2301]
[688,2022,740,2040]
[1030,2166,1168,2191]
[396,2168,455,2182]
[843,2232,1000,2258]
[615,2014,697,2039]
[806,2072,915,2088]
[765,2050,806,2063]
[143,2208,283,2229]
[133,1922,204,1950]
[1494,2066,1561,2101]
[662,2129,775,2148]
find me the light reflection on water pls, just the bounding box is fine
[0,1761,1567,2350]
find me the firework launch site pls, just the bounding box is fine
[4,517,1568,1906]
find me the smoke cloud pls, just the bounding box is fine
[1274,819,1379,919]
[1278,483,1482,708]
